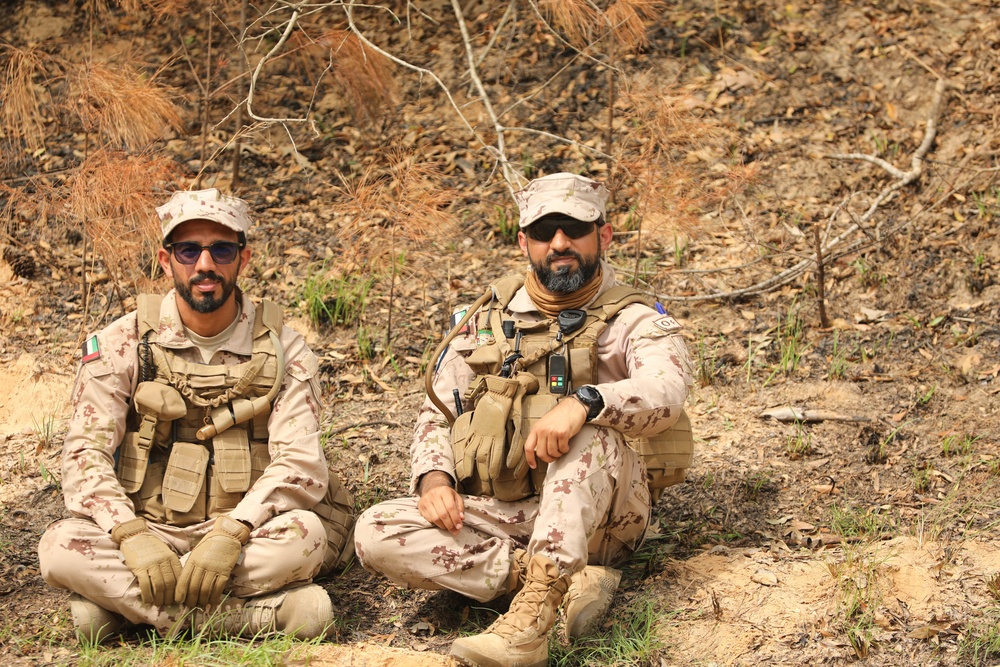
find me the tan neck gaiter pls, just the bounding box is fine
[524,265,603,319]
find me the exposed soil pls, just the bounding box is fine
[2,1,999,666]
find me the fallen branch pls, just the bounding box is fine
[326,419,401,436]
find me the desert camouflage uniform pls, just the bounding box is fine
[355,263,692,602]
[38,290,329,635]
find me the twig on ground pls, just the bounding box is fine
[327,420,401,436]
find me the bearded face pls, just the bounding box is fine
[173,267,239,314]
[529,235,602,293]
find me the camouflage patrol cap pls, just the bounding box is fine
[513,173,609,229]
[156,189,253,240]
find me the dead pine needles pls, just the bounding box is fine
[332,152,457,355]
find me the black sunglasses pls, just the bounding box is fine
[525,219,598,243]
[166,241,243,265]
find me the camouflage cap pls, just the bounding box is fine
[156,189,253,240]
[513,173,609,229]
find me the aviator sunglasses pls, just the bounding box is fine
[525,217,599,243]
[166,241,244,265]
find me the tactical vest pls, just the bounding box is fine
[436,274,693,502]
[117,294,354,575]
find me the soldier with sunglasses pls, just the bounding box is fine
[39,189,354,644]
[355,173,694,667]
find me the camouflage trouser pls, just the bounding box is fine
[355,425,651,602]
[38,508,327,634]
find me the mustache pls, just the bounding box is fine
[545,249,582,263]
[190,271,223,284]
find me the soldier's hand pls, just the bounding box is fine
[524,397,588,469]
[175,516,250,608]
[418,472,465,535]
[111,517,182,607]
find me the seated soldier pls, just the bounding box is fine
[38,189,354,643]
[355,173,693,667]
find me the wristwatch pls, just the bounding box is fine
[573,385,604,421]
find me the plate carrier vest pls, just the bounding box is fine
[429,274,693,502]
[116,294,354,576]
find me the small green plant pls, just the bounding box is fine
[970,188,999,219]
[829,503,895,540]
[495,205,518,243]
[914,463,934,493]
[941,433,978,457]
[741,470,774,500]
[829,544,888,659]
[75,623,320,665]
[785,420,813,460]
[673,233,688,267]
[827,331,848,380]
[987,574,1000,601]
[299,266,374,329]
[31,413,58,450]
[958,607,1000,667]
[763,301,804,386]
[549,594,667,667]
[851,257,887,288]
[695,337,717,386]
[356,324,375,360]
[917,384,937,407]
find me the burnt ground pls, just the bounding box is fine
[2,1,1000,665]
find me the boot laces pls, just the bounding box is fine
[489,575,564,637]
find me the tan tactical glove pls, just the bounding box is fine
[175,515,250,608]
[456,375,519,496]
[111,517,182,607]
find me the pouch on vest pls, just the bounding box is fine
[463,338,506,377]
[213,428,251,493]
[118,423,155,494]
[119,382,187,493]
[629,410,694,501]
[518,393,555,492]
[162,441,209,513]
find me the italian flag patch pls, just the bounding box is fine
[81,335,101,363]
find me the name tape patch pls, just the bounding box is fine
[652,316,681,332]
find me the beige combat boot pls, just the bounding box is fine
[504,548,529,595]
[192,583,334,639]
[562,565,622,640]
[69,594,126,644]
[451,553,570,667]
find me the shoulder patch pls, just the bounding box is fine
[450,306,472,336]
[652,316,682,333]
[81,335,101,363]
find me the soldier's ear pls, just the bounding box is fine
[599,222,613,246]
[157,248,173,278]
[237,246,251,275]
[517,230,528,256]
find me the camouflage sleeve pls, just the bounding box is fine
[409,331,478,494]
[230,326,328,528]
[590,305,693,438]
[61,313,140,533]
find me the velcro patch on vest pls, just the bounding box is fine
[81,335,101,363]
